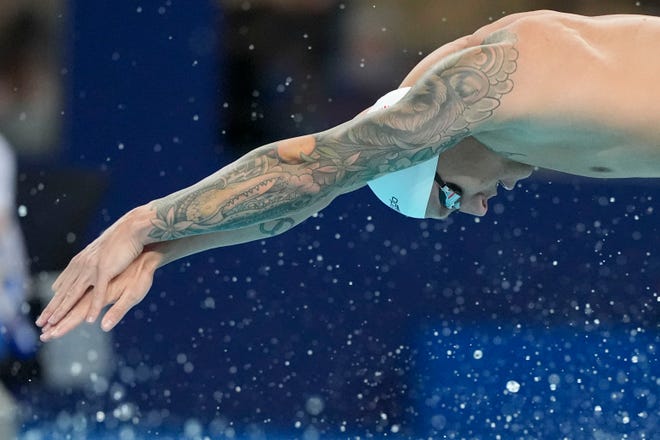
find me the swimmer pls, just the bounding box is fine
[37,10,660,340]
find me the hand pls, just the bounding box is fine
[39,246,161,341]
[36,207,153,330]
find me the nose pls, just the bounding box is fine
[460,194,488,216]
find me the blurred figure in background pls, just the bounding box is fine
[0,0,62,157]
[0,133,35,440]
[0,1,62,436]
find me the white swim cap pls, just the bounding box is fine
[366,88,439,219]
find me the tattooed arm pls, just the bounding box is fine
[149,36,517,237]
[37,34,519,336]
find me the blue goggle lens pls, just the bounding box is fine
[434,173,462,210]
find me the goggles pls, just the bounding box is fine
[434,173,462,210]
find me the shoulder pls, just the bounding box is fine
[471,10,573,44]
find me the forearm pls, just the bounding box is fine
[151,233,249,268]
[148,222,285,268]
[135,137,327,244]
[149,199,331,268]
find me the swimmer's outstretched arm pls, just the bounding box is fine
[37,34,519,338]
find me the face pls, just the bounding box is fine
[425,137,534,219]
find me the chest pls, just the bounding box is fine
[474,122,660,178]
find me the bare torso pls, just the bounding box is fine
[410,11,660,178]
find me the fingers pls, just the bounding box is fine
[36,265,82,327]
[40,274,152,340]
[102,270,153,332]
[85,275,110,324]
[51,267,68,292]
[41,287,141,339]
[35,291,65,327]
[37,257,89,327]
[40,294,92,342]
[46,282,95,327]
[38,223,147,328]
[100,293,136,332]
[40,265,106,327]
[40,280,125,341]
[38,242,157,341]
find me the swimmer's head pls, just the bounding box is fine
[424,137,534,219]
[368,137,534,219]
[365,88,533,219]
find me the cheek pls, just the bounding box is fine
[425,185,440,215]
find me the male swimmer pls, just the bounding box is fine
[37,10,660,340]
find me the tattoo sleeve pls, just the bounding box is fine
[149,32,518,241]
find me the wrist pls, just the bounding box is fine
[124,204,159,245]
[147,240,177,268]
[142,244,167,270]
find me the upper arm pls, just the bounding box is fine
[393,36,519,143]
[399,10,549,89]
[255,30,522,221]
[307,35,520,197]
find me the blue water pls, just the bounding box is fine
[416,324,657,439]
[17,325,658,439]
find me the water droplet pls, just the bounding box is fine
[506,380,520,393]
